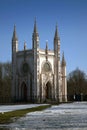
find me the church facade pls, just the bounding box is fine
[11,21,67,103]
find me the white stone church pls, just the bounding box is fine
[11,20,67,103]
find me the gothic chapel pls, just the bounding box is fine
[11,20,67,103]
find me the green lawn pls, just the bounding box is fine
[0,105,51,124]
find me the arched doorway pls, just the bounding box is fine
[21,82,27,102]
[45,82,52,99]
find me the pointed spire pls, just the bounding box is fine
[54,24,59,39]
[61,52,66,66]
[32,18,39,40]
[46,40,48,51]
[24,41,27,50]
[12,25,18,41]
[45,40,48,61]
[55,24,58,37]
[33,18,38,34]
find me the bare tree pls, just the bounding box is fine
[0,62,11,103]
[67,68,87,101]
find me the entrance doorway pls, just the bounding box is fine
[21,82,27,102]
[45,82,52,99]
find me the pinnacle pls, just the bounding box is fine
[46,40,48,50]
[34,18,38,34]
[32,18,39,38]
[62,52,66,66]
[12,25,18,41]
[24,41,27,50]
[54,24,58,38]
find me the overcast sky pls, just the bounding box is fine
[0,0,87,74]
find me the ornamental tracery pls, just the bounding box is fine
[42,61,52,72]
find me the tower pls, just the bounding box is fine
[61,52,67,102]
[12,25,18,101]
[32,20,40,102]
[54,25,62,102]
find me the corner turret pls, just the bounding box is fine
[54,24,61,102]
[61,52,67,102]
[11,25,18,101]
[32,19,40,102]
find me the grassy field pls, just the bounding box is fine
[0,105,51,124]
